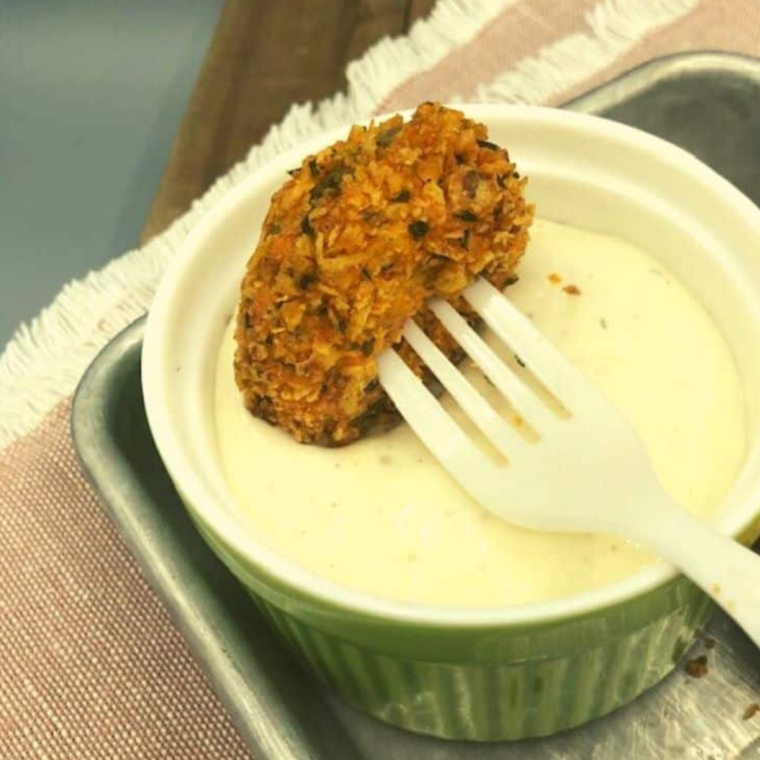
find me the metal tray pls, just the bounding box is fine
[73,52,760,760]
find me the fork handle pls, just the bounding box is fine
[619,499,760,649]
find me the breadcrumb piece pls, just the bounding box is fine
[235,102,534,445]
[684,654,708,678]
[743,703,759,720]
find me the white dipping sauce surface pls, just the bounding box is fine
[214,218,746,607]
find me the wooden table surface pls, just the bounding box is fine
[141,0,436,243]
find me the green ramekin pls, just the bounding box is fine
[143,106,760,741]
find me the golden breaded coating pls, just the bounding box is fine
[235,102,534,445]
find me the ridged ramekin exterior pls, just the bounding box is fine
[252,589,710,740]
[188,504,724,741]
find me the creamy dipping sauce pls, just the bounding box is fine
[214,218,746,607]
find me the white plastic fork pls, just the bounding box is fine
[377,277,760,648]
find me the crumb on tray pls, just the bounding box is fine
[743,703,760,720]
[684,654,709,679]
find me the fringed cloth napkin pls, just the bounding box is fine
[2,1,759,756]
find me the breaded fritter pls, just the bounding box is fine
[235,102,534,445]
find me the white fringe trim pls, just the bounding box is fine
[0,0,700,450]
[472,0,700,104]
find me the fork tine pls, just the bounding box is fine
[463,278,587,408]
[376,350,496,480]
[402,321,521,459]
[429,299,560,434]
